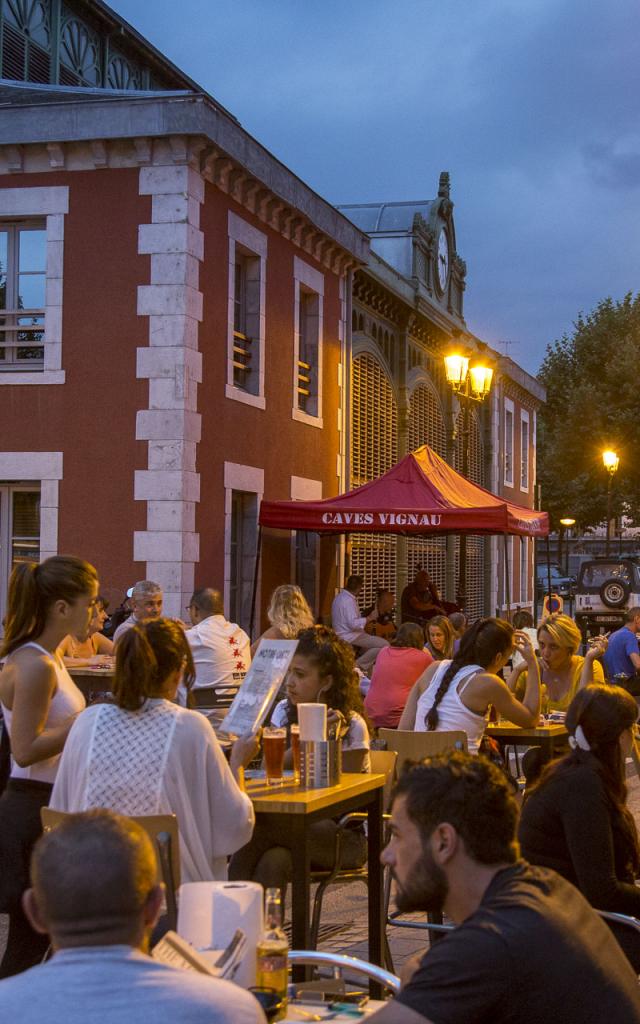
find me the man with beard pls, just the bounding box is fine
[368,753,640,1024]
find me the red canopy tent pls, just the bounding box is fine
[260,445,549,538]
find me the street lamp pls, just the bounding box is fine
[443,350,494,609]
[602,450,619,557]
[559,517,576,578]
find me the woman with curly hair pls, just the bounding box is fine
[250,584,315,655]
[230,625,370,895]
[399,617,540,753]
[519,684,640,969]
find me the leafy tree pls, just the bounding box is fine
[537,293,640,531]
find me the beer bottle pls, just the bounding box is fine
[256,887,288,1017]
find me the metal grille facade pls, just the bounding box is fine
[452,408,485,621]
[407,381,447,595]
[350,353,398,609]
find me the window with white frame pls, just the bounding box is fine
[226,212,266,409]
[0,187,68,385]
[0,486,40,629]
[504,398,514,486]
[520,536,529,603]
[0,222,46,368]
[292,256,324,426]
[291,476,321,615]
[520,411,530,491]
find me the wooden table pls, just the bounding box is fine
[246,772,386,996]
[68,666,114,700]
[486,721,569,761]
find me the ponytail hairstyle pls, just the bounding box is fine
[425,617,514,731]
[282,624,367,728]
[1,555,98,658]
[113,617,195,711]
[527,684,640,875]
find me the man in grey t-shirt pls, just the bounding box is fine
[0,810,264,1024]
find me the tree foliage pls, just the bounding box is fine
[537,293,640,531]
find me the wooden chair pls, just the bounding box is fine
[378,728,468,773]
[308,750,398,964]
[41,808,181,931]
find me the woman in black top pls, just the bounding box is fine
[519,683,640,968]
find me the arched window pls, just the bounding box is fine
[350,353,398,608]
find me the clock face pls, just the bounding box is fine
[437,229,449,291]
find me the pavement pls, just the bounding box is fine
[3,757,640,975]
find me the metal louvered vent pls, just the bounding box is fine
[350,353,398,609]
[407,382,448,594]
[2,22,26,79]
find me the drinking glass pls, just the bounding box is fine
[263,727,287,786]
[290,724,301,783]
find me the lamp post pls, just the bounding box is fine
[559,517,575,579]
[602,450,619,557]
[443,352,494,609]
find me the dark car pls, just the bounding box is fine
[574,557,640,636]
[536,564,575,599]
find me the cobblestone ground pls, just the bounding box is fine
[2,759,640,973]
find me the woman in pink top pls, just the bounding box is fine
[365,623,433,728]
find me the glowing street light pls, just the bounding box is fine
[602,450,619,556]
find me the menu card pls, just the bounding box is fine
[218,639,297,738]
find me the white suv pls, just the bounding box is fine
[574,557,640,637]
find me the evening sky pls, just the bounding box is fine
[110,0,640,374]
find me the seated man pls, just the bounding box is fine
[369,752,640,1024]
[185,588,251,700]
[331,574,388,673]
[364,589,397,642]
[400,569,457,626]
[113,580,163,644]
[0,809,265,1023]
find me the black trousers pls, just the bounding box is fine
[0,778,52,978]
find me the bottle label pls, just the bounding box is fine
[258,954,287,973]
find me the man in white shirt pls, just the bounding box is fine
[185,588,251,696]
[331,574,389,672]
[0,809,265,1024]
[113,580,163,644]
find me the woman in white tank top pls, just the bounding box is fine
[0,555,98,978]
[398,618,541,752]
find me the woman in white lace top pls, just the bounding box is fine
[50,619,258,882]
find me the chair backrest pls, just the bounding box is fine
[369,749,398,811]
[379,728,468,772]
[597,909,640,936]
[289,950,400,994]
[192,684,241,711]
[41,808,181,890]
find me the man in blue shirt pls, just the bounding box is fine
[604,607,640,681]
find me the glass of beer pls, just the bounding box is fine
[290,724,301,783]
[263,727,287,786]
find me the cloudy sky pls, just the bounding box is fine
[112,0,640,374]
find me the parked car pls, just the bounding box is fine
[574,557,640,636]
[536,564,575,599]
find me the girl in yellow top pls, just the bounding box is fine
[509,613,607,711]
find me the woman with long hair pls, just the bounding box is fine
[58,595,114,667]
[519,684,640,968]
[508,612,606,711]
[365,622,433,729]
[0,555,98,976]
[250,583,315,655]
[424,615,455,661]
[230,625,371,894]
[50,618,258,883]
[398,617,540,752]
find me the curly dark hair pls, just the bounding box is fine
[425,617,513,730]
[281,624,367,732]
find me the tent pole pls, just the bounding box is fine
[504,533,511,618]
[249,525,263,639]
[546,533,552,613]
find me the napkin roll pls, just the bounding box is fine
[298,702,327,742]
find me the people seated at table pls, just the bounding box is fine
[365,623,432,729]
[367,753,640,1024]
[603,607,640,687]
[58,595,114,667]
[185,588,251,699]
[508,612,606,711]
[229,625,370,896]
[519,684,640,970]
[400,568,458,626]
[363,589,397,642]
[250,583,314,656]
[424,615,455,661]
[447,611,467,653]
[331,574,388,672]
[49,618,257,883]
[0,555,97,977]
[398,618,540,753]
[509,608,538,671]
[112,580,163,644]
[102,588,133,640]
[0,809,265,1023]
